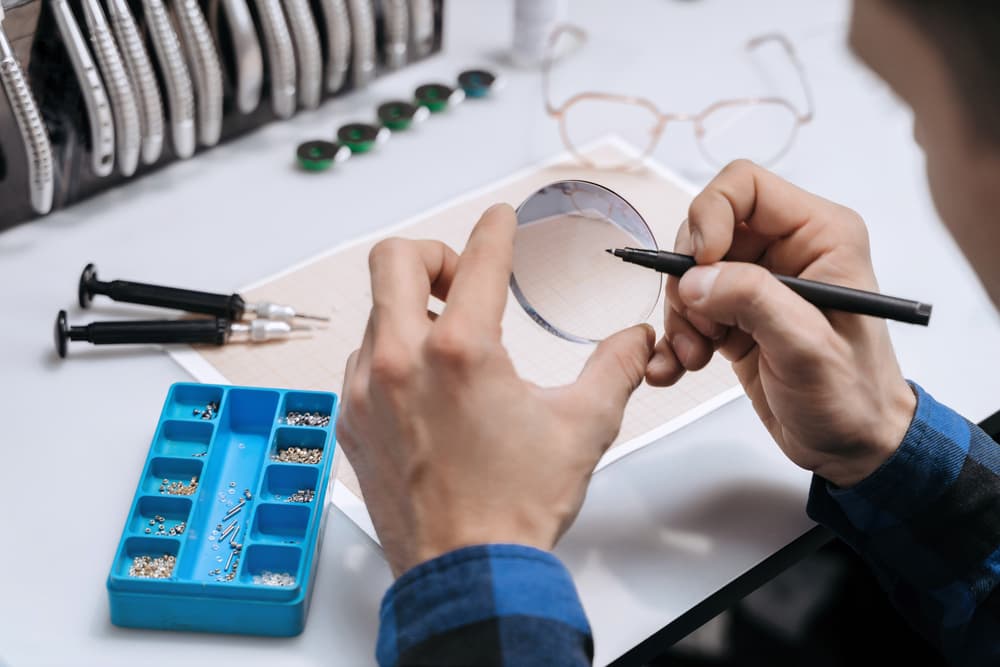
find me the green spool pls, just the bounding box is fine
[337,123,390,153]
[296,140,350,171]
[377,101,431,131]
[415,83,465,113]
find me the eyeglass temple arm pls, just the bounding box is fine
[747,33,815,123]
[542,24,588,116]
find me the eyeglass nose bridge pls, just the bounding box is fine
[655,112,701,139]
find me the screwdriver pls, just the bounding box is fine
[78,263,330,322]
[55,310,310,358]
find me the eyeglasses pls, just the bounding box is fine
[542,26,815,170]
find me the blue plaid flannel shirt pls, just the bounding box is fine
[376,383,1000,666]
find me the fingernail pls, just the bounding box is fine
[671,333,695,367]
[647,350,674,378]
[680,266,720,307]
[485,202,510,215]
[647,351,668,373]
[640,323,656,346]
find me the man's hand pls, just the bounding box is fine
[646,160,916,488]
[337,204,655,577]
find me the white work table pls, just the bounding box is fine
[2,0,999,665]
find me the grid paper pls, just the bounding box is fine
[169,139,743,540]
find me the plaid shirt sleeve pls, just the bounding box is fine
[376,544,593,666]
[808,382,1000,666]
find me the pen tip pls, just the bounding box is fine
[605,248,615,255]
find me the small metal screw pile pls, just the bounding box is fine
[284,411,330,427]
[253,570,296,587]
[286,488,315,503]
[144,515,187,536]
[273,447,322,464]
[160,476,199,495]
[193,401,220,420]
[129,554,176,578]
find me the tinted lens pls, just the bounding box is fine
[511,181,662,343]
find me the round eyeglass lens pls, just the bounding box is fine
[511,180,662,343]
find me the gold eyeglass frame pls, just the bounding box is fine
[542,25,816,169]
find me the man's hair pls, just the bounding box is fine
[890,1,1000,143]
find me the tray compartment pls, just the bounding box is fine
[260,464,318,502]
[164,384,225,421]
[270,427,327,465]
[143,458,203,495]
[115,537,181,578]
[153,420,213,458]
[129,496,192,536]
[239,544,303,587]
[280,392,336,427]
[251,503,310,543]
[174,389,278,582]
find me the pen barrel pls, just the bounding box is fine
[776,275,932,325]
[90,279,246,319]
[73,318,230,345]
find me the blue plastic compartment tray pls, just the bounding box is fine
[107,383,339,636]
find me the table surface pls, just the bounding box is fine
[3,0,1000,665]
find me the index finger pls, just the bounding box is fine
[688,159,835,264]
[368,238,459,335]
[440,203,517,331]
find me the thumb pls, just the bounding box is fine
[678,263,832,357]
[571,324,655,431]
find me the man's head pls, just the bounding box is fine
[850,1,1000,307]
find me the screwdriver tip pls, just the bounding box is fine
[295,313,331,322]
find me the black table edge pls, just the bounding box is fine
[609,407,1000,667]
[608,524,834,667]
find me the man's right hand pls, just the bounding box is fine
[646,160,916,488]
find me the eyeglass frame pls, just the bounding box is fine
[542,25,816,169]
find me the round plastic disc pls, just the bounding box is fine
[337,123,386,153]
[296,140,347,171]
[510,180,662,343]
[458,69,498,98]
[415,83,462,112]
[377,101,427,131]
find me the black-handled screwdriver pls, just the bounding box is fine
[78,263,329,322]
[607,248,932,326]
[55,310,309,357]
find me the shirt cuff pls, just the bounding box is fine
[807,381,971,534]
[376,544,591,667]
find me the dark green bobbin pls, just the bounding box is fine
[337,123,390,153]
[296,140,350,171]
[377,101,430,131]
[414,83,465,113]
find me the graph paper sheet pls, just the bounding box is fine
[170,139,743,540]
